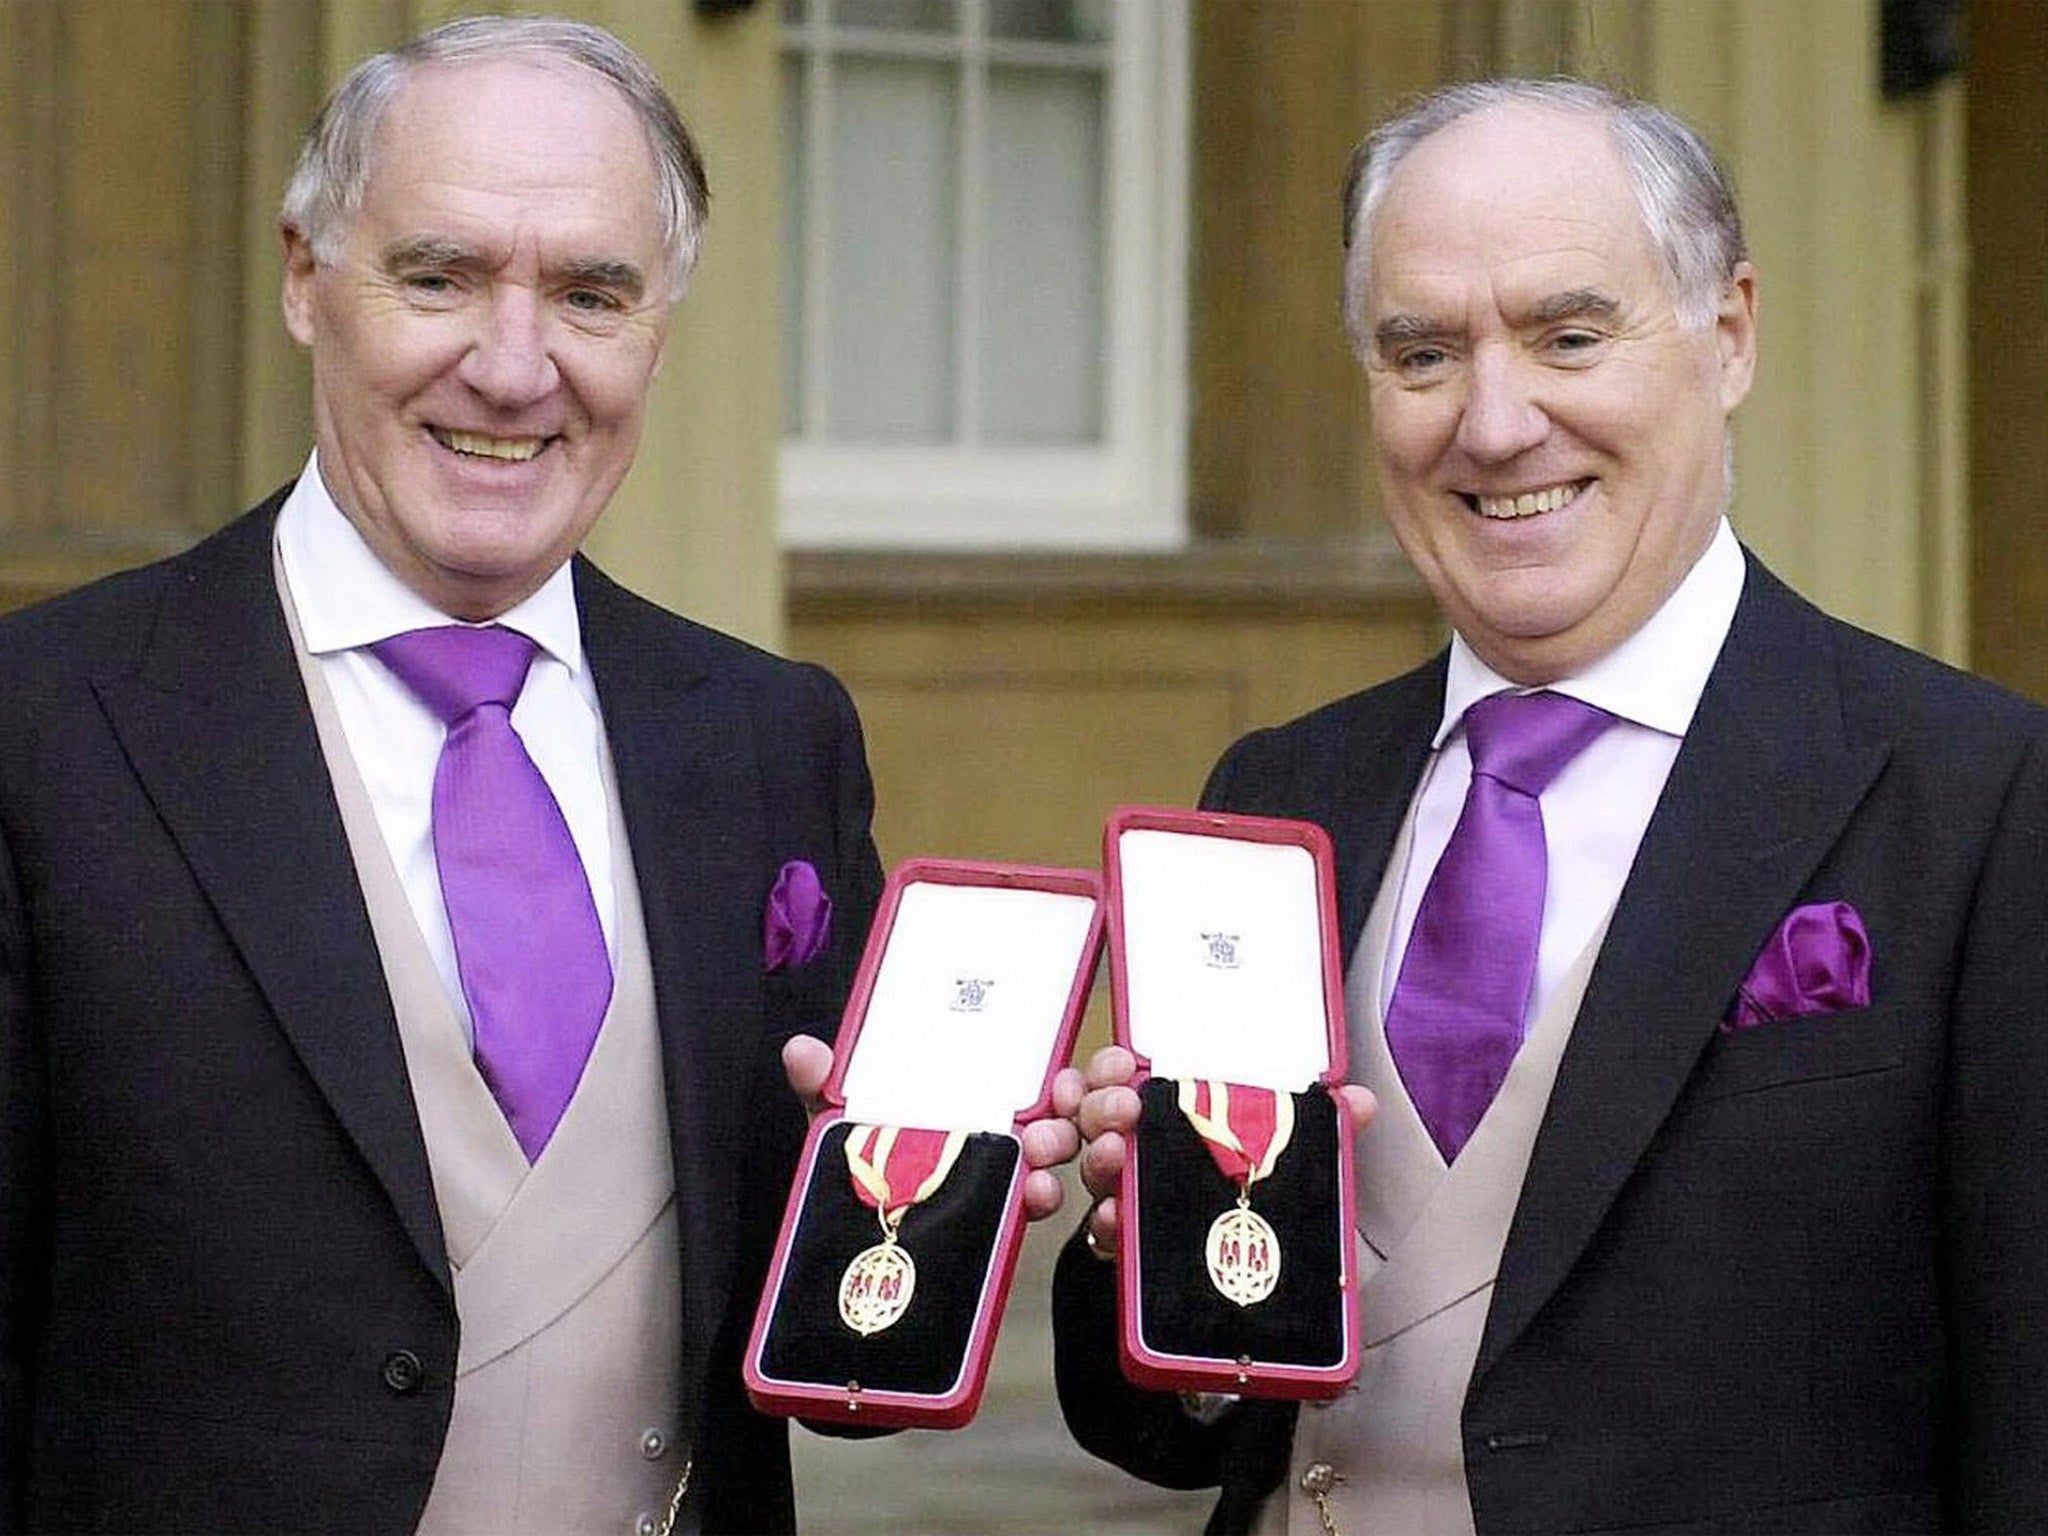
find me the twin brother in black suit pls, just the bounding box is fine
[1054,79,2048,1533]
[0,19,886,1534]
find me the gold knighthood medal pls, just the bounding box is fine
[836,1123,967,1336]
[1205,1196,1282,1307]
[1178,1080,1296,1309]
[838,1237,917,1336]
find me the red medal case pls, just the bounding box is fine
[1105,806,1361,1398]
[744,858,1104,1429]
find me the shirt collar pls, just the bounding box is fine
[274,448,585,673]
[1436,516,1746,747]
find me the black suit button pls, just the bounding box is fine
[381,1349,424,1394]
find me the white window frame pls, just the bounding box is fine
[779,0,1189,551]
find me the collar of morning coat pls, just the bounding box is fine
[274,448,586,676]
[1435,516,1745,748]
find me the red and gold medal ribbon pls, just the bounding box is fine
[1176,1080,1295,1190]
[843,1124,968,1230]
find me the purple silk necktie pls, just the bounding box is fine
[1384,690,1616,1162]
[372,626,613,1162]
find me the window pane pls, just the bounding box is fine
[835,0,958,33]
[979,66,1102,445]
[988,0,1112,44]
[827,58,958,442]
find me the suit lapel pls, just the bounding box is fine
[1476,561,1891,1381]
[1309,656,1446,961]
[577,564,769,1416]
[89,500,450,1290]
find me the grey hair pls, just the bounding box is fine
[1341,78,1745,344]
[280,14,709,302]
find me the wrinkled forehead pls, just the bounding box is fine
[342,55,667,274]
[1380,105,1645,247]
[368,55,659,199]
[1365,105,1662,315]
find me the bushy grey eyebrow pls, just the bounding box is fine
[1372,312,1458,352]
[377,240,647,303]
[1527,288,1620,325]
[556,258,646,303]
[1371,287,1622,355]
[380,235,478,271]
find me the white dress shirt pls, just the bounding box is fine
[275,451,618,1038]
[1378,518,1747,1026]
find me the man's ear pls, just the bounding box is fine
[1716,260,1759,413]
[280,222,319,347]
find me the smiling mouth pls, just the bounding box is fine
[1462,480,1591,520]
[430,427,552,463]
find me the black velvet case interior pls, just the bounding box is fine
[759,1121,1021,1396]
[1132,1076,1345,1368]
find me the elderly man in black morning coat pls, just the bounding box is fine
[1053,78,2048,1535]
[0,17,912,1535]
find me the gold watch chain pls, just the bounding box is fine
[1299,1460,1344,1536]
[651,1456,693,1536]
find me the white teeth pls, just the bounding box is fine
[437,429,544,462]
[1475,481,1584,519]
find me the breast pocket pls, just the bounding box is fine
[1680,1002,1905,1108]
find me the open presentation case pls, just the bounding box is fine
[1105,806,1360,1398]
[744,858,1104,1429]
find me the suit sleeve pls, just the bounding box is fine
[1197,732,1253,812]
[1940,731,2048,1527]
[0,812,46,1531]
[1052,1224,1241,1490]
[1049,729,1298,1495]
[744,660,882,1158]
[693,662,889,1512]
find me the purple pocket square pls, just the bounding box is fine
[765,860,832,973]
[1724,900,1871,1031]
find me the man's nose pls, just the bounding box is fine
[458,288,560,406]
[1453,346,1549,462]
